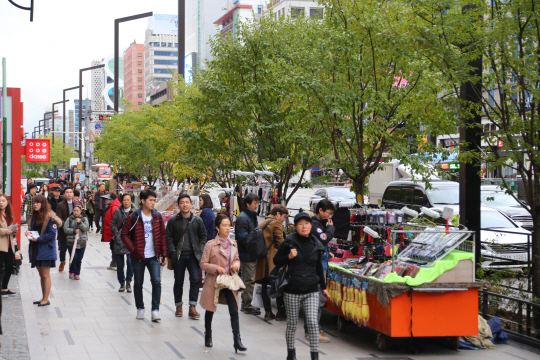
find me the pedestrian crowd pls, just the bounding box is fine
[9,178,339,359]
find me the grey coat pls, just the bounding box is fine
[110,205,134,255]
[63,216,90,249]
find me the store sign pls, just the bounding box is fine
[449,163,460,170]
[185,53,197,84]
[498,140,504,148]
[99,115,112,121]
[26,139,50,162]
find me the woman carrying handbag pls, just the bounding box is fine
[199,214,247,353]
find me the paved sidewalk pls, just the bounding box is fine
[14,229,540,360]
[0,274,30,360]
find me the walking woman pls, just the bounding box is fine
[198,194,216,241]
[199,214,246,353]
[110,193,134,293]
[63,206,89,280]
[86,187,96,232]
[38,184,49,199]
[273,212,329,360]
[0,194,18,297]
[26,195,62,307]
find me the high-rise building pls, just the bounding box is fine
[91,59,105,122]
[214,0,263,36]
[102,56,124,111]
[144,14,179,98]
[264,1,324,20]
[74,99,91,149]
[123,43,146,109]
[68,109,75,148]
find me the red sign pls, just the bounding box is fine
[26,139,50,162]
[498,140,503,148]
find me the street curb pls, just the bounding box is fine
[18,263,47,360]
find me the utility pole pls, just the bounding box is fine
[1,58,6,194]
[178,0,185,80]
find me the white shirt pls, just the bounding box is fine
[141,212,155,258]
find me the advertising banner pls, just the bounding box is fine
[152,14,178,35]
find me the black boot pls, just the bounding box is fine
[204,330,213,347]
[287,348,296,360]
[311,352,319,360]
[233,333,247,353]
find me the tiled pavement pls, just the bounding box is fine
[7,229,540,360]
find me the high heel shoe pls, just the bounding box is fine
[233,333,247,353]
[205,330,213,347]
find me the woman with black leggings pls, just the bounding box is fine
[0,195,18,298]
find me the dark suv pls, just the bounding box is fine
[381,180,460,212]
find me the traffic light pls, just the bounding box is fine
[99,115,112,121]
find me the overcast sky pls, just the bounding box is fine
[0,0,178,136]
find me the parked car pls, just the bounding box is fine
[381,180,531,268]
[480,185,506,192]
[481,191,532,230]
[309,187,356,211]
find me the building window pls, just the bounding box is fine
[155,59,178,65]
[154,51,178,56]
[153,42,160,46]
[161,42,166,47]
[310,8,323,18]
[175,43,178,47]
[138,53,143,57]
[258,5,263,13]
[138,85,143,90]
[291,7,305,18]
[138,102,143,105]
[168,43,172,47]
[138,61,142,65]
[155,68,171,74]
[138,69,142,74]
[138,93,143,98]
[138,77,143,82]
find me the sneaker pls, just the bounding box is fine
[126,281,132,293]
[0,291,7,298]
[69,273,75,280]
[119,283,125,292]
[151,310,161,322]
[74,275,80,280]
[59,262,66,273]
[175,306,183,317]
[188,305,200,319]
[136,309,145,319]
[319,331,331,343]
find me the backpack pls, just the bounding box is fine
[246,219,276,261]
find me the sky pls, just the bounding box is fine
[0,0,178,136]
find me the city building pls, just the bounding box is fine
[101,55,124,111]
[68,109,75,148]
[264,0,324,20]
[123,43,145,109]
[73,99,91,149]
[91,58,105,121]
[214,0,264,35]
[149,82,173,107]
[144,14,179,98]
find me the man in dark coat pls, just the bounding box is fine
[55,187,76,273]
[48,187,65,213]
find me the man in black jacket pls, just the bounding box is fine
[305,199,336,343]
[235,193,261,315]
[166,194,207,319]
[48,187,65,213]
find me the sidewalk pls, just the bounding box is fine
[11,229,539,360]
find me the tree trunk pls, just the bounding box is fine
[354,177,365,204]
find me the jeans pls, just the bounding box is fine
[67,246,86,275]
[240,261,256,310]
[94,209,103,230]
[58,241,68,263]
[0,248,14,289]
[115,254,133,284]
[173,253,200,306]
[131,257,161,311]
[205,288,240,335]
[261,277,285,313]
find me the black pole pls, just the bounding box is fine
[52,100,69,145]
[178,0,185,80]
[459,4,483,265]
[63,85,83,148]
[79,65,105,159]
[114,12,153,113]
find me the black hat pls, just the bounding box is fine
[28,184,38,191]
[294,212,313,225]
[52,187,61,192]
[101,194,113,200]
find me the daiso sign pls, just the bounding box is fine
[26,139,50,162]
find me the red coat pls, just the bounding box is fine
[120,209,167,260]
[102,198,121,242]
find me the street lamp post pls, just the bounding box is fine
[79,65,105,159]
[42,110,58,137]
[178,0,185,80]
[63,85,83,148]
[114,11,153,113]
[52,100,69,145]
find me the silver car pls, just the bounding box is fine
[481,191,532,230]
[309,187,356,211]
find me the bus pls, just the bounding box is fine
[92,164,113,182]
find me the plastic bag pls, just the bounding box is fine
[251,283,263,309]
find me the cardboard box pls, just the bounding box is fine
[433,259,474,283]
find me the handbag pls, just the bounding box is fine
[168,217,194,270]
[268,263,290,299]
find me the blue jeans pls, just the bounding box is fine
[59,241,68,263]
[173,253,200,306]
[115,254,133,284]
[67,246,86,275]
[131,257,161,311]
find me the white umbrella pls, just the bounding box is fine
[70,233,79,265]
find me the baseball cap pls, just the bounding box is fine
[218,192,229,200]
[101,194,113,200]
[294,212,313,225]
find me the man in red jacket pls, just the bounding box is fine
[121,189,167,322]
[102,193,121,271]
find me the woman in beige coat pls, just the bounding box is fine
[199,214,246,353]
[0,194,18,298]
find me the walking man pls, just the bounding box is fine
[48,187,65,213]
[166,194,207,319]
[21,184,38,224]
[93,183,108,233]
[121,189,167,322]
[56,187,75,273]
[235,193,261,316]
